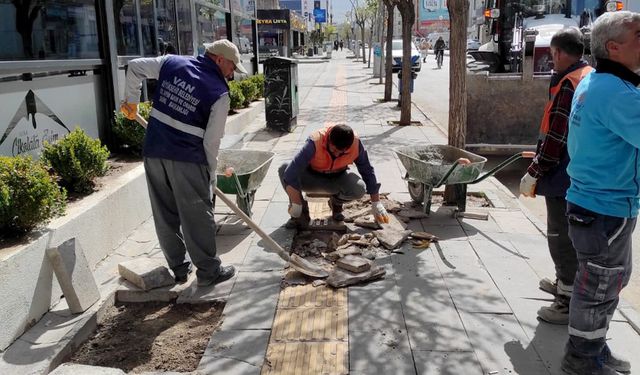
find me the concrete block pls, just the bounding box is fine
[117,258,174,291]
[115,281,182,303]
[46,238,100,314]
[49,363,125,374]
[374,228,411,250]
[336,255,371,273]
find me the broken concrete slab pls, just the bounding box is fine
[336,255,371,273]
[46,238,100,314]
[324,246,362,261]
[354,216,381,230]
[397,208,429,219]
[374,229,412,250]
[326,264,386,288]
[117,258,175,291]
[49,363,125,375]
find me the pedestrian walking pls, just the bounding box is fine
[339,40,344,51]
[420,39,429,62]
[519,28,592,325]
[120,39,247,287]
[561,11,640,375]
[278,124,389,228]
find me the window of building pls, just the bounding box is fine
[140,0,157,55]
[176,0,193,55]
[195,4,228,54]
[114,0,139,55]
[156,0,178,54]
[0,0,99,61]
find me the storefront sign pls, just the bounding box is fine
[313,8,326,23]
[257,9,290,29]
[0,76,101,158]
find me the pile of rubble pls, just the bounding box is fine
[284,196,440,289]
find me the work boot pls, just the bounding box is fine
[539,278,573,298]
[602,344,631,373]
[537,298,569,325]
[329,196,347,222]
[561,353,617,375]
[285,201,310,229]
[197,265,236,287]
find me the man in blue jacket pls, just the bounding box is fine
[562,11,640,375]
[120,40,247,288]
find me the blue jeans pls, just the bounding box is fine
[565,202,636,358]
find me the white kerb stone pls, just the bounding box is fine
[118,258,175,291]
[46,238,100,314]
[49,363,125,374]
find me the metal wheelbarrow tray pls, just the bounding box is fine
[216,149,275,217]
[395,145,532,214]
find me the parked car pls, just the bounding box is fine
[388,39,422,72]
[467,38,481,51]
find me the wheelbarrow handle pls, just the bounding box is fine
[470,151,530,184]
[433,158,467,188]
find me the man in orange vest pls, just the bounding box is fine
[279,124,389,228]
[519,28,593,324]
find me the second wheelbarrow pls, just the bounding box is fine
[394,144,534,214]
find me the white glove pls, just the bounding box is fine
[288,203,303,218]
[372,201,389,224]
[520,173,537,197]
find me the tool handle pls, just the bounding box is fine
[214,186,291,262]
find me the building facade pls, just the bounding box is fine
[0,0,258,158]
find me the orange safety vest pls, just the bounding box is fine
[539,65,593,135]
[309,126,360,173]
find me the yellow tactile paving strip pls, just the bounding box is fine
[262,285,349,375]
[262,62,350,375]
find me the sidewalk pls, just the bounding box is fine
[66,50,640,374]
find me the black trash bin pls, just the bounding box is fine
[263,57,299,132]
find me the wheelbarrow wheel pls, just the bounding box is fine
[408,181,424,203]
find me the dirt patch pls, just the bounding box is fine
[66,301,224,373]
[430,192,492,208]
[65,155,142,204]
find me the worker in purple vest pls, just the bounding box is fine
[120,40,247,288]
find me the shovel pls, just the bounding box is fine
[134,113,328,278]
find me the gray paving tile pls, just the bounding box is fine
[216,234,254,266]
[421,224,468,241]
[434,241,511,314]
[200,329,269,372]
[413,350,483,375]
[220,271,281,330]
[459,312,549,375]
[240,244,288,272]
[607,321,640,371]
[258,201,290,229]
[349,329,415,374]
[349,279,405,332]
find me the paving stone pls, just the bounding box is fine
[459,311,548,375]
[326,264,386,288]
[263,341,348,375]
[413,350,483,375]
[216,234,254,266]
[348,279,405,332]
[118,258,175,291]
[336,255,371,273]
[420,224,467,241]
[374,228,411,250]
[46,238,100,313]
[19,311,86,345]
[220,271,281,330]
[606,320,640,372]
[240,245,288,271]
[176,273,237,304]
[114,237,157,258]
[199,329,269,373]
[491,210,542,235]
[349,329,415,374]
[434,241,511,314]
[49,363,125,374]
[525,320,569,373]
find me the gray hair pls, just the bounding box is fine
[591,11,640,59]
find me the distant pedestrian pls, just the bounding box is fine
[519,28,592,325]
[420,39,429,62]
[334,40,339,51]
[339,40,344,51]
[120,40,246,288]
[561,11,640,375]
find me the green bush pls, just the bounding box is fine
[228,81,245,110]
[41,128,110,194]
[250,74,265,98]
[113,101,151,154]
[238,79,258,107]
[0,156,66,236]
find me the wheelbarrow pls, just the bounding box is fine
[216,149,274,218]
[394,145,535,215]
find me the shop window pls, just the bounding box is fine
[140,0,157,55]
[0,0,99,61]
[195,5,228,54]
[176,0,193,55]
[232,14,254,56]
[156,0,178,54]
[114,0,139,55]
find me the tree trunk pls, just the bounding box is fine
[398,2,415,125]
[361,25,367,63]
[383,3,394,101]
[444,0,469,204]
[367,25,374,68]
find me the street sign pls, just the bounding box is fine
[313,8,326,22]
